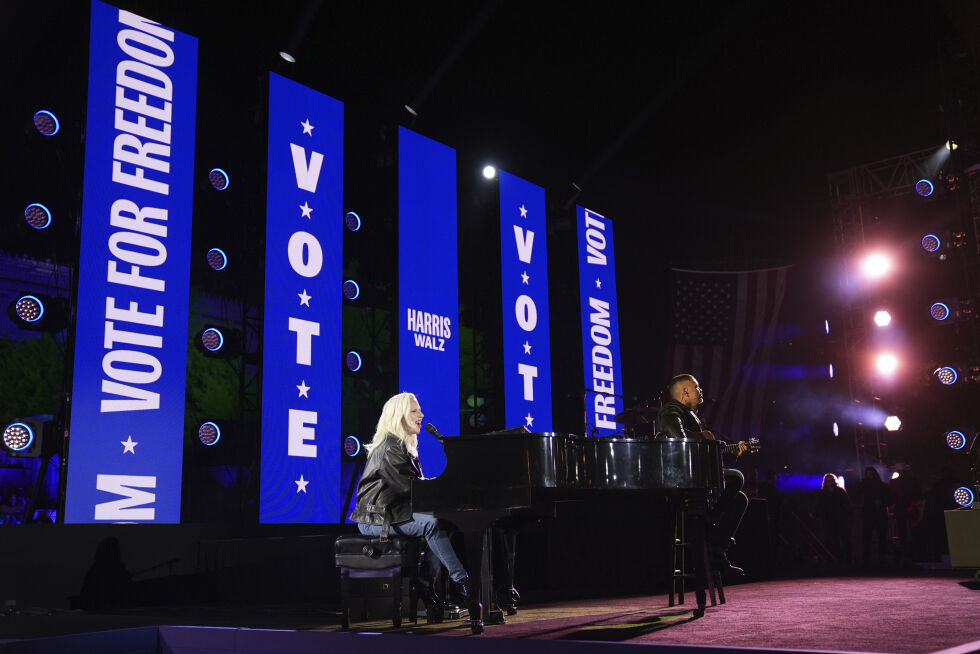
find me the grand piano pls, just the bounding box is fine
[412,430,724,633]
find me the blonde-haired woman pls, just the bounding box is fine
[349,392,474,614]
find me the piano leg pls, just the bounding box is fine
[496,527,520,615]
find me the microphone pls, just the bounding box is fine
[425,423,444,441]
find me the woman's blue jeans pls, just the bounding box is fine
[357,512,467,582]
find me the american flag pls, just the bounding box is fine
[665,266,792,442]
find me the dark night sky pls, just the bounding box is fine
[2,1,976,461]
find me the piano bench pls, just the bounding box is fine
[335,534,421,629]
[669,510,725,611]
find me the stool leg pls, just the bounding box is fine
[704,543,718,607]
[340,568,351,629]
[715,570,726,605]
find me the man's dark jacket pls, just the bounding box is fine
[656,400,704,439]
[348,434,422,536]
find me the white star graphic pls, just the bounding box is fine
[295,475,310,493]
[525,413,534,427]
[595,278,602,289]
[523,341,532,355]
[297,380,310,398]
[301,118,314,135]
[121,436,138,454]
[519,204,528,218]
[521,271,530,285]
[298,289,312,306]
[300,201,313,218]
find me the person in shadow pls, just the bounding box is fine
[78,536,133,609]
[857,467,890,566]
[816,473,852,566]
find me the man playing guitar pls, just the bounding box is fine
[656,373,751,575]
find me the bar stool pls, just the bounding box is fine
[334,533,421,628]
[669,509,725,610]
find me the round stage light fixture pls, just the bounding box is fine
[930,302,951,321]
[343,280,360,300]
[345,351,362,372]
[206,248,228,271]
[2,422,34,452]
[343,435,361,457]
[860,252,893,280]
[33,110,60,136]
[482,165,497,180]
[884,415,902,432]
[279,50,296,63]
[946,139,958,152]
[873,310,892,327]
[921,234,942,253]
[953,486,974,507]
[344,211,362,232]
[198,421,221,446]
[208,168,230,191]
[945,430,966,450]
[24,203,52,230]
[832,422,839,437]
[876,353,898,375]
[13,295,44,323]
[915,178,934,197]
[935,366,958,385]
[201,327,225,352]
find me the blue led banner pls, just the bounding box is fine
[500,171,552,431]
[260,73,343,523]
[65,1,198,523]
[577,207,623,438]
[398,127,459,477]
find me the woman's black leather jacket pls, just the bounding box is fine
[348,434,422,537]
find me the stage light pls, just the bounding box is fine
[482,165,497,180]
[875,353,898,375]
[208,168,230,191]
[935,366,958,385]
[12,295,44,324]
[404,105,418,117]
[884,415,902,431]
[873,310,892,327]
[946,430,966,450]
[343,280,360,300]
[279,50,296,63]
[930,302,951,321]
[345,351,362,372]
[344,211,361,232]
[33,110,60,136]
[891,471,900,480]
[343,435,361,457]
[828,363,834,379]
[824,320,830,335]
[915,179,934,197]
[860,252,892,280]
[921,234,941,253]
[206,248,228,271]
[833,422,839,437]
[1,419,45,457]
[2,422,34,453]
[198,421,221,446]
[7,293,67,332]
[25,203,52,230]
[201,328,224,352]
[946,139,958,152]
[953,486,974,507]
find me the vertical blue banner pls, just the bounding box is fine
[260,73,343,523]
[65,1,197,523]
[398,127,459,477]
[499,172,552,431]
[577,207,623,438]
